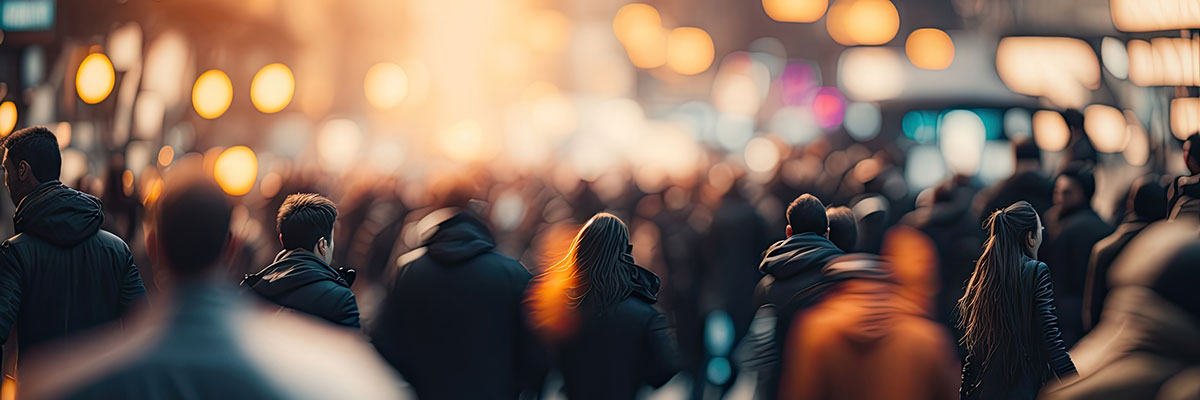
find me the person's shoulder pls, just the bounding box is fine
[95,229,133,252]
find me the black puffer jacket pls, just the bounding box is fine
[960,258,1076,400]
[556,262,681,400]
[243,249,359,328]
[0,181,146,362]
[369,210,544,400]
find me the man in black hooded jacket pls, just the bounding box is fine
[369,203,546,399]
[0,126,146,371]
[243,193,359,328]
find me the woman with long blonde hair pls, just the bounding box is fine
[526,213,679,399]
[958,201,1076,399]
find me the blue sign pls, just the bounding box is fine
[1,0,55,32]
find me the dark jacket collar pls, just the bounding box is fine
[423,211,497,265]
[758,232,846,279]
[245,249,346,298]
[13,180,105,247]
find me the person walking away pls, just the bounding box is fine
[1043,221,1200,399]
[369,182,546,399]
[0,126,146,379]
[1043,163,1112,347]
[526,213,680,400]
[243,193,360,328]
[1082,177,1166,332]
[959,201,1076,399]
[778,226,959,400]
[19,159,409,399]
[825,206,857,252]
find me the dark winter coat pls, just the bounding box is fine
[369,210,544,400]
[555,264,681,400]
[0,181,145,364]
[243,249,360,328]
[1082,219,1152,332]
[1043,206,1112,347]
[960,258,1077,400]
[1167,174,1200,221]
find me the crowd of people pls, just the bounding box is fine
[0,121,1196,399]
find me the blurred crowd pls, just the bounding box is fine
[0,114,1197,400]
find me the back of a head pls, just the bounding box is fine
[277,193,338,250]
[959,201,1040,374]
[1186,134,1200,174]
[573,213,631,307]
[787,194,828,235]
[1012,136,1041,165]
[1058,162,1096,200]
[826,206,858,252]
[2,126,62,182]
[1130,177,1168,221]
[156,163,232,278]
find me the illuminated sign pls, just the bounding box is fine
[1,0,54,31]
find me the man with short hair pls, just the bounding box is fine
[21,164,409,399]
[1167,134,1200,221]
[243,193,359,328]
[0,126,145,371]
[825,206,858,252]
[1044,163,1112,347]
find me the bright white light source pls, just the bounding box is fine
[996,37,1100,109]
[744,137,781,173]
[1004,108,1033,140]
[317,119,365,172]
[844,102,881,141]
[716,113,755,150]
[979,141,1015,184]
[838,47,905,102]
[906,145,947,191]
[939,110,986,175]
[1100,37,1128,79]
[768,107,819,145]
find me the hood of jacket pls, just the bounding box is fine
[759,232,845,279]
[423,211,496,265]
[247,249,347,298]
[811,254,908,346]
[12,180,104,247]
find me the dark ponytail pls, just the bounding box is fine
[958,201,1041,380]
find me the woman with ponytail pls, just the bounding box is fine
[958,201,1076,399]
[526,213,680,399]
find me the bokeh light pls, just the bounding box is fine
[438,119,487,163]
[939,110,986,175]
[213,146,258,196]
[744,137,781,173]
[996,37,1100,109]
[76,53,115,104]
[526,82,577,139]
[978,141,1015,184]
[906,145,947,191]
[317,119,366,172]
[158,145,174,166]
[54,121,71,149]
[826,0,900,46]
[1033,110,1070,151]
[1171,97,1200,140]
[192,70,233,119]
[838,47,905,101]
[905,28,955,70]
[364,62,409,110]
[1123,110,1149,166]
[667,27,715,76]
[613,3,667,69]
[769,107,820,145]
[762,0,829,23]
[812,86,846,129]
[844,102,881,141]
[0,101,17,136]
[1100,37,1128,79]
[251,63,295,114]
[1083,104,1128,153]
[1003,108,1033,140]
[107,23,142,71]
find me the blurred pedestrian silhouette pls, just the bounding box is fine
[1082,177,1166,332]
[21,159,409,399]
[1043,163,1111,347]
[959,201,1076,400]
[0,126,145,380]
[1044,221,1200,400]
[243,193,360,328]
[825,206,857,252]
[1167,134,1200,221]
[526,213,680,400]
[370,179,546,399]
